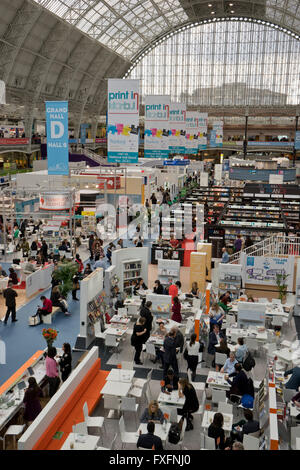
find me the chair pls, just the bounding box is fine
[217,402,233,414]
[4,425,26,449]
[271,299,281,305]
[283,388,297,403]
[83,402,105,441]
[105,335,120,353]
[248,430,261,438]
[73,421,88,435]
[129,379,147,402]
[103,395,121,418]
[230,332,239,344]
[271,316,283,328]
[243,434,260,450]
[291,426,300,449]
[160,405,178,423]
[110,432,118,450]
[204,435,216,450]
[118,416,138,449]
[215,352,227,366]
[145,342,156,362]
[245,338,258,356]
[94,321,106,339]
[212,389,227,406]
[120,397,139,427]
[193,298,201,309]
[177,417,187,450]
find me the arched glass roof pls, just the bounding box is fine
[32,0,300,60]
[127,20,300,107]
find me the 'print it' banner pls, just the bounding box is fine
[107,79,139,163]
[169,102,186,154]
[212,121,223,148]
[45,101,69,175]
[144,95,170,158]
[198,113,208,150]
[185,112,199,155]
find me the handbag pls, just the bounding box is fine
[28,316,39,326]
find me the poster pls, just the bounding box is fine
[169,102,186,154]
[244,255,294,290]
[210,121,223,148]
[107,79,139,163]
[40,192,71,210]
[0,80,5,104]
[45,101,69,175]
[144,95,170,158]
[185,112,199,154]
[295,131,300,150]
[198,113,208,150]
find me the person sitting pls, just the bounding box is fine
[209,302,225,332]
[58,240,68,252]
[23,257,36,274]
[235,338,248,363]
[23,377,43,425]
[247,295,255,303]
[140,400,164,424]
[94,255,106,270]
[190,281,199,297]
[34,295,53,324]
[136,236,143,247]
[0,264,7,277]
[284,366,300,390]
[153,279,164,295]
[218,294,232,314]
[226,363,250,398]
[83,263,93,277]
[232,409,260,442]
[171,296,182,323]
[50,286,70,315]
[137,277,147,291]
[30,240,38,252]
[137,421,163,451]
[169,234,179,249]
[208,412,231,450]
[221,351,238,375]
[215,338,231,371]
[175,281,182,295]
[162,368,179,393]
[9,267,18,285]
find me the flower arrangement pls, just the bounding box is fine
[42,328,58,348]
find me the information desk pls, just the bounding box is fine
[0,350,45,432]
[151,244,184,266]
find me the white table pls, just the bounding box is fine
[137,422,171,443]
[60,433,100,450]
[157,390,185,407]
[100,381,132,397]
[106,369,135,383]
[206,371,230,390]
[276,347,300,366]
[147,334,164,346]
[214,342,236,352]
[110,315,131,325]
[202,411,233,432]
[104,326,128,337]
[226,326,269,342]
[296,437,300,450]
[156,318,183,332]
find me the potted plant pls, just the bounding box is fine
[52,261,79,299]
[42,328,58,349]
[275,273,289,304]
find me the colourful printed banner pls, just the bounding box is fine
[144,95,170,158]
[45,101,69,175]
[169,102,186,154]
[185,112,199,154]
[212,121,223,148]
[198,113,208,150]
[107,79,139,163]
[295,131,300,150]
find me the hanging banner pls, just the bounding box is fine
[212,121,223,148]
[80,123,89,144]
[198,113,208,150]
[0,80,5,104]
[107,79,139,163]
[144,95,170,158]
[185,112,199,155]
[295,131,300,150]
[169,103,186,154]
[45,101,69,175]
[40,192,71,211]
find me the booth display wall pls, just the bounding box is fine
[190,252,206,293]
[26,264,54,298]
[197,242,212,281]
[111,247,149,293]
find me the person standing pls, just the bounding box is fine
[45,347,60,398]
[58,343,72,382]
[88,234,94,260]
[3,281,18,324]
[75,254,84,274]
[163,329,179,377]
[72,273,80,301]
[221,247,230,263]
[140,301,153,343]
[41,240,48,263]
[171,296,182,323]
[234,234,242,253]
[177,378,199,431]
[131,317,147,365]
[186,333,200,381]
[23,377,43,425]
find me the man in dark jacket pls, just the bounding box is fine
[172,327,184,353]
[140,301,153,342]
[137,421,163,450]
[226,363,249,398]
[163,330,179,377]
[208,324,225,367]
[3,281,18,324]
[284,366,300,390]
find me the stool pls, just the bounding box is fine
[4,424,26,449]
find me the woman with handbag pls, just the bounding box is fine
[50,285,70,316]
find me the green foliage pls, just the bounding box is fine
[52,262,79,298]
[275,273,289,301]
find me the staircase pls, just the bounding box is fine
[78,148,107,165]
[229,235,300,264]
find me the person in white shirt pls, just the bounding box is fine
[186,333,200,381]
[221,352,238,375]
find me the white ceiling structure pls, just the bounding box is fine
[0,0,299,133]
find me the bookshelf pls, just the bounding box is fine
[218,263,242,300]
[295,259,300,317]
[122,259,142,294]
[157,259,180,286]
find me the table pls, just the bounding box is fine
[276,347,300,367]
[214,342,236,352]
[206,371,230,390]
[105,325,128,337]
[60,433,100,450]
[100,381,132,397]
[137,422,171,443]
[106,369,135,383]
[147,334,164,346]
[226,326,269,342]
[157,390,185,407]
[110,315,131,325]
[202,411,233,432]
[156,318,183,332]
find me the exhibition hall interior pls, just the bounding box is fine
[0,0,300,453]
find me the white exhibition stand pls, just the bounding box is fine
[25,264,54,298]
[112,247,149,292]
[18,347,99,450]
[75,268,103,350]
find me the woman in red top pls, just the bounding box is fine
[75,254,84,273]
[171,296,182,323]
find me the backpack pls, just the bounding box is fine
[168,423,181,444]
[243,351,256,371]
